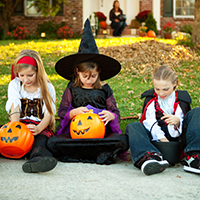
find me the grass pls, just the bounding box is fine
[0,37,200,133]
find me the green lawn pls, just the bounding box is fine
[0,37,199,133]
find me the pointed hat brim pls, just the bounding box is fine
[55,19,121,81]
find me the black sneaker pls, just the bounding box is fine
[182,153,200,174]
[136,152,169,176]
[22,156,57,173]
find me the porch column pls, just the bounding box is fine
[152,0,161,30]
[125,0,140,25]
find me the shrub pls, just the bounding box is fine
[36,21,69,39]
[136,10,152,23]
[13,26,29,40]
[36,21,58,39]
[176,35,194,48]
[179,24,193,35]
[145,13,158,35]
[57,25,73,39]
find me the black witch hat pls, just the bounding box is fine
[55,19,121,81]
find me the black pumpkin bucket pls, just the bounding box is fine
[152,141,183,165]
[151,122,183,165]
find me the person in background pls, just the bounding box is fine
[109,0,127,37]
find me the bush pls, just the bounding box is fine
[179,24,193,35]
[145,13,158,35]
[13,26,29,40]
[136,10,152,23]
[57,25,73,39]
[36,21,64,39]
[176,35,194,48]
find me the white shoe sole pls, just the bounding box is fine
[141,160,169,176]
[183,166,200,174]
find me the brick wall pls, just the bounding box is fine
[140,0,194,33]
[1,0,83,35]
[140,0,152,11]
[160,0,194,32]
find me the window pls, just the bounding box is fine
[24,0,63,16]
[174,0,195,18]
[25,0,41,16]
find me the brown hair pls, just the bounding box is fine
[113,0,120,11]
[73,62,102,89]
[13,49,55,130]
[152,65,178,89]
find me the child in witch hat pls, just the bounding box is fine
[47,19,128,164]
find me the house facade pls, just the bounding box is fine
[0,0,194,35]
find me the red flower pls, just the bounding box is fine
[163,22,176,33]
[94,12,107,21]
[57,25,73,39]
[13,26,29,40]
[136,10,152,23]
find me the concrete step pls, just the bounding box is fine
[98,26,137,36]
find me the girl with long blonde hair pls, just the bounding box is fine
[6,49,57,173]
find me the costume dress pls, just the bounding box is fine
[6,77,56,159]
[47,81,128,164]
[109,8,126,36]
[125,89,191,166]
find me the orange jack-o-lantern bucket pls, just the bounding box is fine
[0,121,34,159]
[70,111,105,139]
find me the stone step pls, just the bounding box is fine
[98,26,137,36]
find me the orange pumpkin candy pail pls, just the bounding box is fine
[70,112,105,139]
[0,121,34,159]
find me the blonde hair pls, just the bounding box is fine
[73,62,102,89]
[13,50,55,130]
[152,65,178,89]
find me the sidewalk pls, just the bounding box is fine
[1,154,199,200]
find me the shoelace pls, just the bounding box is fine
[139,151,161,164]
[186,154,200,160]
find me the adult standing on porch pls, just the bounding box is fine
[109,0,127,37]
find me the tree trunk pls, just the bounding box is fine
[192,0,200,45]
[3,21,10,36]
[1,0,11,37]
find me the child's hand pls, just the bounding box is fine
[27,124,40,136]
[70,107,89,119]
[161,113,180,127]
[99,110,115,126]
[159,138,169,142]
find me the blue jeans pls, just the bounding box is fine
[125,122,161,164]
[111,21,127,36]
[183,107,200,153]
[125,107,200,164]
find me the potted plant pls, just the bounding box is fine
[163,22,176,39]
[94,12,107,30]
[139,26,147,37]
[136,10,152,23]
[145,13,158,35]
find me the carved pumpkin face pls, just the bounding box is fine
[70,112,105,139]
[0,121,34,159]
